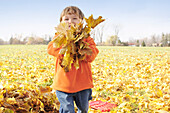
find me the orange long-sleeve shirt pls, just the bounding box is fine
[47,35,99,93]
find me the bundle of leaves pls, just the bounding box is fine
[0,82,59,113]
[53,15,105,72]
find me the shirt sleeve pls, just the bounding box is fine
[84,36,99,62]
[47,35,61,57]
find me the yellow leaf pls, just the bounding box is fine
[85,14,105,28]
[40,86,52,93]
[55,22,69,33]
[156,89,163,97]
[53,15,105,72]
[7,97,16,104]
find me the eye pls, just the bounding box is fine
[64,18,69,21]
[73,17,77,20]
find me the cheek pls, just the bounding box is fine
[74,20,80,24]
[65,21,69,23]
[62,17,68,23]
[62,20,70,24]
[61,21,68,24]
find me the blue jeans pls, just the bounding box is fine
[56,89,92,113]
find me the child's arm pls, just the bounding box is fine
[84,36,99,62]
[47,35,62,57]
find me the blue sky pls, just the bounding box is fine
[0,0,170,41]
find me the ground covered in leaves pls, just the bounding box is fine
[0,45,170,113]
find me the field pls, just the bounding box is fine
[0,45,170,113]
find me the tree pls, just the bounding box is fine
[97,23,105,44]
[151,35,157,44]
[22,37,28,44]
[114,25,120,45]
[0,38,5,45]
[168,33,170,46]
[12,38,21,44]
[9,37,13,44]
[121,42,129,46]
[136,40,139,47]
[35,37,46,44]
[109,35,118,46]
[118,39,121,44]
[116,39,122,46]
[27,37,35,45]
[142,41,146,47]
[47,36,52,44]
[161,33,168,46]
[90,29,96,41]
[9,34,23,44]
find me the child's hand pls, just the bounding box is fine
[53,43,57,48]
[78,48,92,56]
[77,48,92,61]
[78,54,86,61]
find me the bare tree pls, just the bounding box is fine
[98,24,105,43]
[114,25,120,45]
[93,23,106,44]
[90,29,96,41]
[0,38,5,45]
[162,33,170,46]
[151,35,156,43]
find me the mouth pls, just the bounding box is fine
[68,24,76,28]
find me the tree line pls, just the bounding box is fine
[0,32,170,47]
[102,33,170,47]
[0,35,52,45]
[92,23,170,47]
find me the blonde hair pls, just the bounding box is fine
[60,6,84,22]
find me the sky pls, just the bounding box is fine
[0,0,170,42]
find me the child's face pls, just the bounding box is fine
[62,13,81,27]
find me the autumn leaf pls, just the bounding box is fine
[52,34,66,48]
[6,97,16,104]
[85,14,105,28]
[52,15,105,72]
[0,82,59,112]
[40,86,52,93]
[55,22,69,34]
[1,34,170,112]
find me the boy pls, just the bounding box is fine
[47,6,99,113]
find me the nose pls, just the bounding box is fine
[68,19,73,24]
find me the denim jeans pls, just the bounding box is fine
[56,89,92,113]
